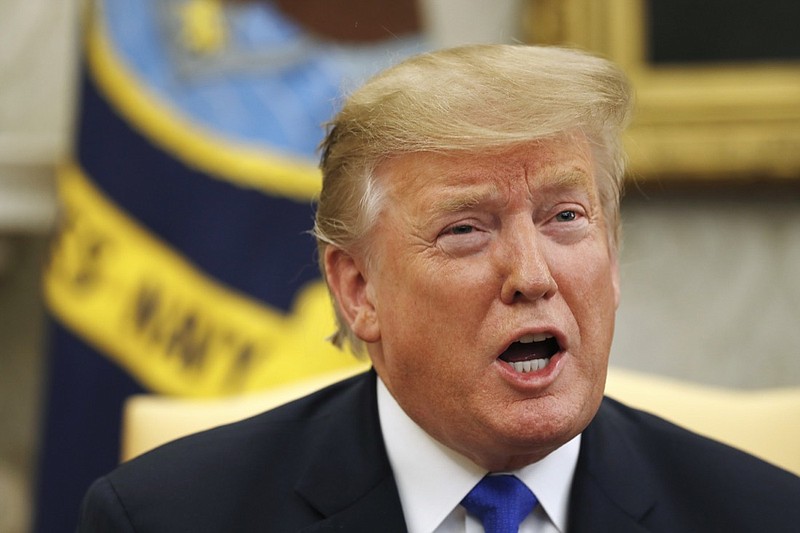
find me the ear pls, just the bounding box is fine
[323,246,381,343]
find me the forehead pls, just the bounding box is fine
[377,138,597,207]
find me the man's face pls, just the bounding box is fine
[330,137,619,471]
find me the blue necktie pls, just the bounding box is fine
[461,475,538,533]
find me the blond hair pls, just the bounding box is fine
[314,44,633,351]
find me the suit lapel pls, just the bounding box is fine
[567,399,657,532]
[294,370,408,532]
[298,475,407,533]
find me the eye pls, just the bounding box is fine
[437,221,490,256]
[449,224,475,235]
[554,210,577,222]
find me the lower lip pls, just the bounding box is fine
[495,351,566,389]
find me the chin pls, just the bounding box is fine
[501,391,599,449]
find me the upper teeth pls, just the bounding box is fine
[518,333,552,343]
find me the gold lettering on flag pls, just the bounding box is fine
[44,163,366,396]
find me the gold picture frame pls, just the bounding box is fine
[527,0,800,180]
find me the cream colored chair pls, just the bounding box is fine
[121,366,800,476]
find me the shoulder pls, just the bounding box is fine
[597,396,795,471]
[594,396,800,483]
[79,371,378,532]
[583,397,800,528]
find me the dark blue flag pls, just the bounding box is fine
[35,0,423,529]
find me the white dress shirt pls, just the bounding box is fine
[377,378,580,533]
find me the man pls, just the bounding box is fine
[78,44,800,532]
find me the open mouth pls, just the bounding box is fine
[498,333,561,373]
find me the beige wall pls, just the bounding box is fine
[615,188,800,388]
[0,236,49,533]
[0,0,76,528]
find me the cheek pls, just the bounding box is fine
[373,261,496,374]
[396,256,495,318]
[550,236,616,291]
[552,246,618,331]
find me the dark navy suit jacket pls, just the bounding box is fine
[78,370,800,532]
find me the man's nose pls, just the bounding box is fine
[499,222,558,305]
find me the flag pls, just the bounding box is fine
[35,0,423,529]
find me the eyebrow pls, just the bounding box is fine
[423,181,504,223]
[432,183,501,213]
[540,168,593,191]
[419,167,597,227]
[538,168,599,205]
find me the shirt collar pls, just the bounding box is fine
[377,377,580,533]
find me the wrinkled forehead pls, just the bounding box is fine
[374,137,598,207]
